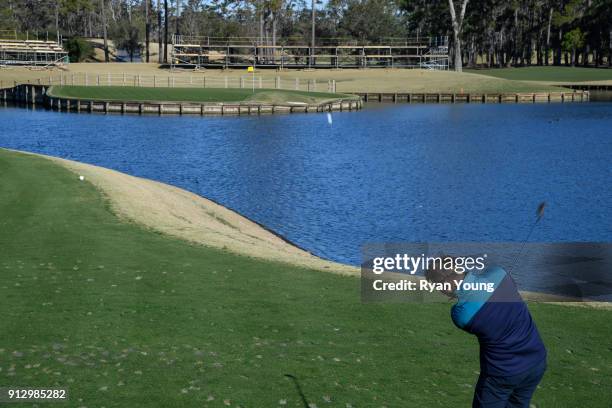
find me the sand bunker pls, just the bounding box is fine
[39,155,358,275]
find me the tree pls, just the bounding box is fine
[100,0,109,61]
[562,27,585,65]
[1,0,610,68]
[545,5,553,65]
[157,0,162,63]
[164,0,168,63]
[112,21,143,61]
[145,0,150,62]
[339,0,407,43]
[64,36,95,61]
[448,0,469,71]
[311,0,316,63]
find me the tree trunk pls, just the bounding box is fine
[100,0,109,62]
[545,7,552,65]
[157,0,162,63]
[259,10,263,45]
[55,3,60,43]
[526,8,535,65]
[512,8,519,66]
[164,0,169,63]
[145,0,150,62]
[272,12,277,64]
[264,26,269,62]
[609,30,612,67]
[109,0,116,21]
[498,29,504,67]
[259,9,264,63]
[555,29,562,65]
[175,0,180,35]
[448,0,469,72]
[311,0,316,66]
[584,0,592,66]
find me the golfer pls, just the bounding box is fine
[425,261,547,408]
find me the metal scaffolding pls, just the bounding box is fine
[170,36,449,70]
[0,34,68,67]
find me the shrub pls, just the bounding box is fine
[64,37,94,62]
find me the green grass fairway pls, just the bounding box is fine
[467,66,612,83]
[47,85,351,104]
[1,149,611,407]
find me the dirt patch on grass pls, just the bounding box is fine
[33,154,358,275]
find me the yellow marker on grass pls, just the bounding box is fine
[247,66,255,92]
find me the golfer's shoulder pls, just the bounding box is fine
[478,266,508,284]
[451,267,509,329]
[451,299,483,329]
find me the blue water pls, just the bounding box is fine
[1,103,611,265]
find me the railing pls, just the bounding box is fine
[0,30,17,40]
[429,36,449,48]
[6,72,339,93]
[173,34,442,47]
[0,30,62,42]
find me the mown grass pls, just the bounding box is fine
[47,86,351,104]
[0,149,610,407]
[467,66,612,83]
[0,64,569,93]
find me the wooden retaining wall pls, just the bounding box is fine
[1,84,362,115]
[0,85,590,113]
[1,83,47,105]
[558,84,612,91]
[43,96,362,115]
[356,91,589,104]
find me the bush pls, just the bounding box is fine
[64,37,94,62]
[111,22,142,62]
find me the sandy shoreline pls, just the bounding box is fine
[10,149,358,275]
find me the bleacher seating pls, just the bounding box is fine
[0,39,67,67]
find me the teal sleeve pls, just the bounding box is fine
[452,300,484,329]
[451,267,508,329]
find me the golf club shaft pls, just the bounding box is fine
[508,218,540,276]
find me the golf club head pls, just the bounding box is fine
[536,202,546,222]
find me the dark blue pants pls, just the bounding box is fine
[472,359,546,408]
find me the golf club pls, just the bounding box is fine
[508,202,546,276]
[284,374,310,408]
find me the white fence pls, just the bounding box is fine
[9,72,338,93]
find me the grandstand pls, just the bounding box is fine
[0,31,67,67]
[171,35,449,70]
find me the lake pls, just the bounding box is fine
[1,102,611,269]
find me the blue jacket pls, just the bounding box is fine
[451,266,547,376]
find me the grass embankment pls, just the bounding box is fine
[0,63,571,93]
[467,66,612,84]
[47,85,350,105]
[1,149,611,407]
